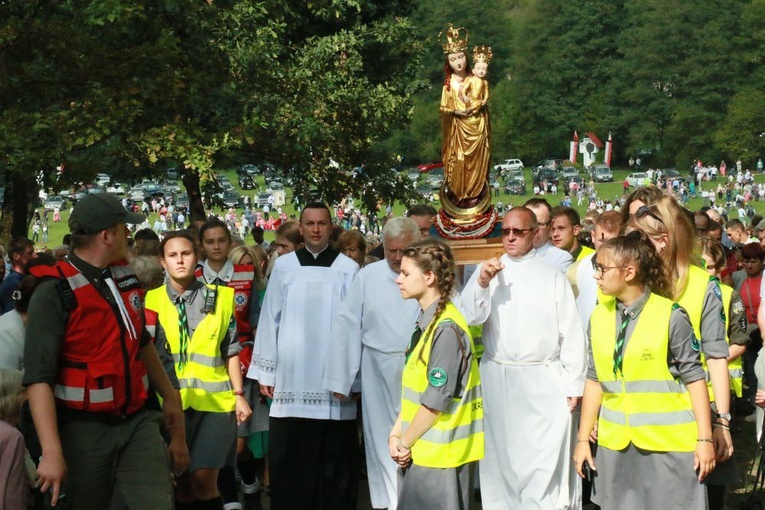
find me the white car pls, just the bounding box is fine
[106,182,126,195]
[626,172,649,187]
[494,159,524,172]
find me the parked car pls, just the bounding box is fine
[504,177,527,195]
[268,180,285,192]
[506,169,525,182]
[532,158,563,175]
[236,164,259,177]
[106,182,126,195]
[427,172,444,190]
[406,169,420,182]
[127,186,147,202]
[94,173,111,187]
[533,168,559,189]
[256,192,272,207]
[626,172,649,187]
[662,168,683,181]
[174,194,189,211]
[559,166,580,183]
[591,165,614,183]
[494,158,524,173]
[222,190,241,208]
[44,195,67,211]
[416,161,443,173]
[239,175,256,190]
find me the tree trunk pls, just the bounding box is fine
[182,169,207,223]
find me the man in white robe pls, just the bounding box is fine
[461,207,587,510]
[248,202,359,510]
[324,217,421,510]
[524,198,573,273]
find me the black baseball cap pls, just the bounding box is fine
[69,194,146,234]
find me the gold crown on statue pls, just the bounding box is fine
[439,24,469,54]
[473,45,493,65]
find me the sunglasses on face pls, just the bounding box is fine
[501,228,535,238]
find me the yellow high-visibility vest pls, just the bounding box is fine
[677,265,720,401]
[145,285,236,413]
[400,302,484,468]
[591,293,697,452]
[720,284,743,398]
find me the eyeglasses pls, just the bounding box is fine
[501,228,535,238]
[592,258,626,277]
[634,205,664,225]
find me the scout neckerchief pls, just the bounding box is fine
[613,310,631,376]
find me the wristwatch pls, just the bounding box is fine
[714,412,732,421]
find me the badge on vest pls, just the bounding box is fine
[428,367,448,388]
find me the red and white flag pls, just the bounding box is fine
[605,132,613,167]
[570,131,579,163]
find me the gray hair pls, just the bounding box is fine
[0,368,23,420]
[382,217,419,247]
[130,256,164,289]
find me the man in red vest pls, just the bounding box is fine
[23,193,188,508]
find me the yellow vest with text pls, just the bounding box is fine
[677,264,720,401]
[591,293,697,452]
[720,284,743,398]
[145,285,236,413]
[400,302,484,468]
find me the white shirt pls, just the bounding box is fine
[461,251,586,397]
[323,260,420,395]
[535,242,574,273]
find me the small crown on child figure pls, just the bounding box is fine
[473,45,493,65]
[439,24,469,54]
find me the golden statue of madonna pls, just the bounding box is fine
[438,25,493,222]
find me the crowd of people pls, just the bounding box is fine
[2,186,765,509]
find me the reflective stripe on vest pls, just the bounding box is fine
[721,284,744,398]
[145,284,236,413]
[591,293,698,452]
[53,385,115,405]
[400,302,484,468]
[171,352,226,368]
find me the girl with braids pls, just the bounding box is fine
[388,238,483,510]
[628,196,737,509]
[574,234,714,510]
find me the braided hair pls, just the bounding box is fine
[599,233,673,299]
[402,238,459,363]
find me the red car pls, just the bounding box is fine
[417,161,443,173]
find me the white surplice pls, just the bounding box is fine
[461,250,586,510]
[575,251,598,328]
[324,260,420,510]
[247,250,358,420]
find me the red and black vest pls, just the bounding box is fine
[31,260,149,415]
[195,263,256,374]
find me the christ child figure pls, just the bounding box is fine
[460,45,492,114]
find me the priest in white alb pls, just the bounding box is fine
[324,217,420,510]
[248,203,360,510]
[461,207,587,510]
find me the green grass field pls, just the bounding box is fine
[29,167,765,251]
